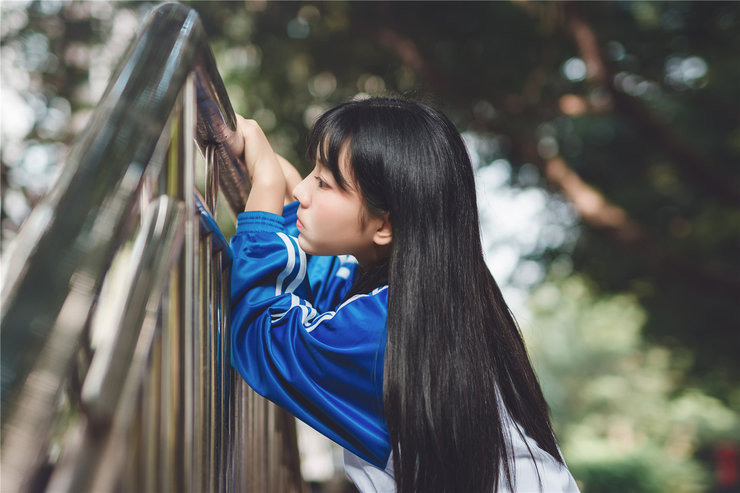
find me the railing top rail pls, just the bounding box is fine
[1,1,246,406]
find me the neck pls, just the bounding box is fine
[356,244,391,270]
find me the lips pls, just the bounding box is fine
[296,217,305,231]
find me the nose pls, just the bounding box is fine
[292,176,310,206]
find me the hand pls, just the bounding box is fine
[236,115,275,180]
[236,115,285,214]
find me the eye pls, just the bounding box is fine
[315,176,329,189]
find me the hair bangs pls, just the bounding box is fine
[307,110,354,191]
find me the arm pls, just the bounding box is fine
[230,215,391,467]
[235,115,305,210]
[276,153,303,206]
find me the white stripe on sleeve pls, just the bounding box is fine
[275,232,296,295]
[285,237,307,293]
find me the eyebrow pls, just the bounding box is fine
[316,157,357,193]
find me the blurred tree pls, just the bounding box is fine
[524,274,738,492]
[1,0,147,240]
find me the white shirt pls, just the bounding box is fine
[343,416,580,493]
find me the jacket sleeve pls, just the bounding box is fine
[229,209,391,468]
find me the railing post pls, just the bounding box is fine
[180,73,199,493]
[1,4,305,492]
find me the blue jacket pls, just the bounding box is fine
[230,201,391,468]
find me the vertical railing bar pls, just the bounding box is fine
[235,376,246,492]
[160,121,176,493]
[202,238,216,492]
[159,275,172,491]
[213,164,226,493]
[207,234,218,493]
[254,393,259,493]
[247,388,253,492]
[257,394,265,492]
[128,373,145,492]
[231,376,238,492]
[143,340,158,493]
[267,401,277,493]
[189,226,202,493]
[198,237,209,492]
[182,74,197,493]
[261,396,267,492]
[222,261,232,493]
[248,390,255,492]
[172,76,195,493]
[251,387,258,492]
[167,255,183,491]
[249,389,256,492]
[220,254,228,493]
[244,388,250,493]
[230,377,237,492]
[214,250,223,493]
[205,144,221,493]
[202,143,214,492]
[146,329,162,493]
[162,104,183,492]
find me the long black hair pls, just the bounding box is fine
[307,97,562,493]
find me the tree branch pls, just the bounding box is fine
[370,8,740,294]
[511,135,740,294]
[564,2,740,205]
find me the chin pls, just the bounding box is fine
[296,236,314,255]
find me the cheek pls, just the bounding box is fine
[319,200,355,232]
[311,199,332,224]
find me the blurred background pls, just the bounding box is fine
[1,1,738,492]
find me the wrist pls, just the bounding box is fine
[251,162,285,192]
[245,161,286,215]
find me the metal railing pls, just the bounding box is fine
[0,3,303,492]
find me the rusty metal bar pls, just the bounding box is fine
[0,3,304,493]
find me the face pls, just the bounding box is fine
[292,150,389,267]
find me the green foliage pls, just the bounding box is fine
[524,275,736,492]
[570,447,707,493]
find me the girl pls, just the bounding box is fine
[230,97,579,493]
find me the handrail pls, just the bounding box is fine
[0,2,247,395]
[0,3,302,492]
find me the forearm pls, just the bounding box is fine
[276,154,303,205]
[237,116,286,215]
[244,156,285,214]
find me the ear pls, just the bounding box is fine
[372,213,392,246]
